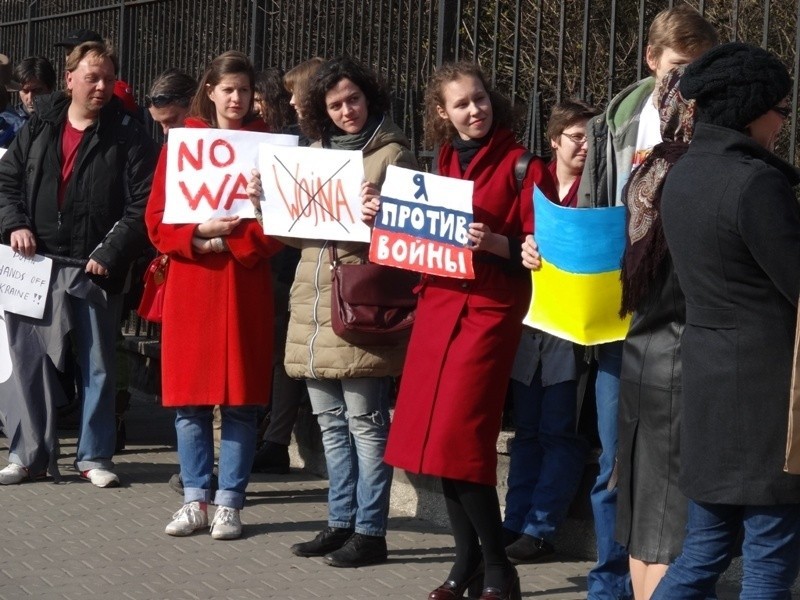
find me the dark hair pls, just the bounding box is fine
[546,98,599,142]
[423,61,514,147]
[14,56,56,92]
[189,51,255,127]
[300,56,390,140]
[147,68,197,107]
[255,67,296,132]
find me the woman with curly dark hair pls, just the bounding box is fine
[366,61,557,600]
[248,56,416,568]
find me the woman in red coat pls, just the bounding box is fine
[376,62,557,600]
[145,51,281,541]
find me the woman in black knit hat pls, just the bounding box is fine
[651,42,800,599]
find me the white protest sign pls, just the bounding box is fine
[163,128,298,224]
[0,245,52,319]
[259,145,370,242]
[369,165,475,278]
[0,309,10,384]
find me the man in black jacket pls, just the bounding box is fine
[0,41,158,487]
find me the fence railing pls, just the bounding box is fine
[1,0,799,160]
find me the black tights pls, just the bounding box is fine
[441,477,513,589]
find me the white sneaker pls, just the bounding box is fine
[165,502,209,536]
[80,468,120,488]
[0,463,27,485]
[210,506,242,540]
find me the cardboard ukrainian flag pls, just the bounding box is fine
[525,187,632,345]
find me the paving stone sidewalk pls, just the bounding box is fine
[0,397,736,600]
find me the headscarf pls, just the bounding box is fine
[620,66,696,316]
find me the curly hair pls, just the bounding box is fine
[189,50,255,127]
[423,61,514,147]
[299,56,390,141]
[255,67,296,132]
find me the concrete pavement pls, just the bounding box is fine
[0,396,737,600]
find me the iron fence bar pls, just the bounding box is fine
[635,0,645,82]
[490,0,500,87]
[790,0,800,161]
[117,0,126,78]
[608,0,618,102]
[557,0,566,103]
[732,0,740,40]
[580,0,590,100]
[761,0,770,48]
[436,0,457,65]
[510,0,521,103]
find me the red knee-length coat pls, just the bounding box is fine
[145,118,282,408]
[384,127,557,485]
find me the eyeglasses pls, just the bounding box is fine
[771,105,791,120]
[561,132,588,145]
[144,93,192,108]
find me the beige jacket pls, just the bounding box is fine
[284,117,418,379]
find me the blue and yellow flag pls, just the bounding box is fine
[525,187,631,345]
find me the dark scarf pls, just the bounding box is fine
[451,131,490,172]
[326,114,382,151]
[620,66,696,316]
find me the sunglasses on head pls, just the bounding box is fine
[145,93,191,108]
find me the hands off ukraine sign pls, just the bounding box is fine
[369,165,475,279]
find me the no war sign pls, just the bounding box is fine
[369,165,475,279]
[162,128,298,224]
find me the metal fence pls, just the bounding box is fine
[1,0,799,161]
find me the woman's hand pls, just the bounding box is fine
[522,234,542,270]
[361,181,381,224]
[196,216,241,238]
[192,235,228,254]
[247,169,263,210]
[467,223,508,257]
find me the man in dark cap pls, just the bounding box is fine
[54,28,104,54]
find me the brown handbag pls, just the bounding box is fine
[328,243,418,345]
[136,254,169,323]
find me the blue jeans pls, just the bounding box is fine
[306,377,392,537]
[503,372,587,542]
[588,341,632,600]
[72,293,123,472]
[652,500,800,599]
[175,405,258,510]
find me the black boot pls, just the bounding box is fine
[291,526,354,557]
[323,533,388,568]
[505,534,555,564]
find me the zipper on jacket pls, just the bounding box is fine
[307,242,327,379]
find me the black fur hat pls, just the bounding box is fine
[679,42,791,132]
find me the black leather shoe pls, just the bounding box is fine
[323,533,387,568]
[505,534,555,564]
[291,527,354,557]
[479,566,521,600]
[428,566,484,599]
[251,441,290,474]
[501,527,521,548]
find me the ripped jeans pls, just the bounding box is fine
[306,377,393,536]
